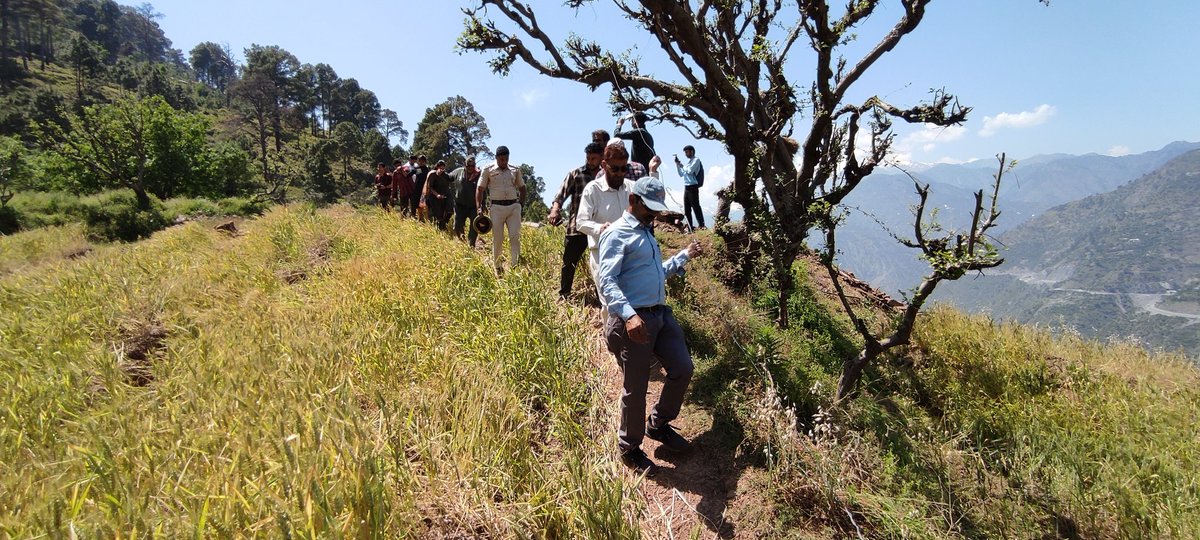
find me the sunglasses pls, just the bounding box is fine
[607,163,630,173]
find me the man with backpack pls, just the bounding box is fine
[675,145,705,230]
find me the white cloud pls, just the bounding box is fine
[1106,145,1131,157]
[889,124,968,164]
[979,104,1056,136]
[933,156,977,165]
[517,88,548,108]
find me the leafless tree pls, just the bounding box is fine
[819,155,1009,399]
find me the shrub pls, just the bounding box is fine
[80,190,168,242]
[163,197,220,218]
[216,196,267,216]
[0,205,19,234]
[9,191,86,229]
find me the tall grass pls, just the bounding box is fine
[0,222,91,274]
[0,206,639,537]
[5,207,1196,538]
[657,232,1200,539]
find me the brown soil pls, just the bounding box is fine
[583,309,777,539]
[117,320,168,386]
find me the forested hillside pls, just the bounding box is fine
[0,0,547,239]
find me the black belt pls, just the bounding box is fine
[491,199,519,206]
[635,305,667,314]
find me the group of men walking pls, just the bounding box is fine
[374,147,526,273]
[376,115,709,475]
[548,120,708,474]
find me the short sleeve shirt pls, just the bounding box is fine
[479,163,524,201]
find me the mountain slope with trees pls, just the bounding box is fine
[833,141,1200,296]
[1,0,546,238]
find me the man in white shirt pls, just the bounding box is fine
[577,143,663,314]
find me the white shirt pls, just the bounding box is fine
[577,172,634,250]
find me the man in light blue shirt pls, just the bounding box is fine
[597,175,704,474]
[674,145,705,230]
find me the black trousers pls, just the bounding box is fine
[453,203,478,247]
[559,233,589,298]
[684,185,705,229]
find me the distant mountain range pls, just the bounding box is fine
[938,148,1200,357]
[833,140,1200,295]
[827,141,1200,358]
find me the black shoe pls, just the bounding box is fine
[647,421,691,452]
[620,448,658,474]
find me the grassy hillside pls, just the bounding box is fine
[2,206,1197,538]
[0,207,639,537]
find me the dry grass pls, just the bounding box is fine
[0,205,641,537]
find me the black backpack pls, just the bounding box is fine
[695,160,704,187]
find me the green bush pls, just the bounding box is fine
[0,205,19,234]
[80,190,168,242]
[163,197,220,218]
[216,196,267,216]
[9,191,86,229]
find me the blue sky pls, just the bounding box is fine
[132,1,1199,211]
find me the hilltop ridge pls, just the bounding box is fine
[1,206,1197,538]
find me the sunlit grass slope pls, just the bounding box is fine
[0,206,639,537]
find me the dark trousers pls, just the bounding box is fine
[683,185,705,229]
[398,193,417,217]
[559,234,589,298]
[427,198,451,230]
[453,202,478,246]
[605,306,694,451]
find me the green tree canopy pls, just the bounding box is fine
[37,95,231,205]
[518,163,548,223]
[410,95,491,168]
[189,41,237,91]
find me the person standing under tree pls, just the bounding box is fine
[476,145,525,273]
[450,156,481,246]
[675,145,705,229]
[614,112,655,171]
[548,142,603,300]
[597,175,703,474]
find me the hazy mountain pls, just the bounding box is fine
[832,141,1200,295]
[1000,148,1200,293]
[934,148,1200,358]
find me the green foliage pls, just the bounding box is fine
[9,191,88,229]
[410,95,491,167]
[518,163,549,222]
[162,197,220,218]
[215,196,266,216]
[189,41,237,91]
[302,139,339,203]
[37,95,236,200]
[79,189,168,241]
[0,87,69,139]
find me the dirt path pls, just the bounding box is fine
[581,308,772,539]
